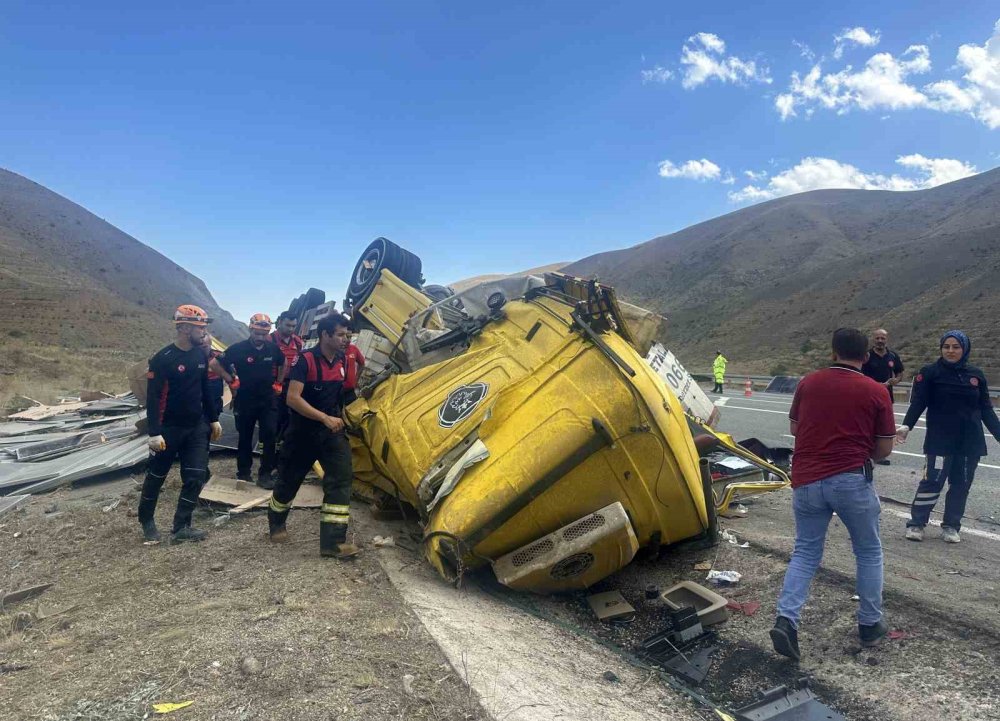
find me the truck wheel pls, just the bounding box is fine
[345,237,423,309]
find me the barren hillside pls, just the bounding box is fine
[566,168,1000,378]
[0,169,244,346]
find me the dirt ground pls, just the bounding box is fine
[0,454,485,721]
[516,509,1000,721]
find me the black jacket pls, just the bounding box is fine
[902,359,1000,457]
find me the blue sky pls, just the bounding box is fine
[1,2,997,323]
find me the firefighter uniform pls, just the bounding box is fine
[218,338,284,483]
[141,343,218,536]
[343,342,366,406]
[268,347,353,555]
[270,329,304,441]
[903,335,1000,533]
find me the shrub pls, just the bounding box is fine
[769,363,789,376]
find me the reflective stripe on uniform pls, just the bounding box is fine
[269,496,292,513]
[322,504,350,514]
[320,513,350,524]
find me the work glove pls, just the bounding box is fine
[272,382,283,396]
[210,421,223,441]
[228,377,241,391]
[148,435,166,453]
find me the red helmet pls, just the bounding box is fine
[174,304,211,326]
[249,313,273,331]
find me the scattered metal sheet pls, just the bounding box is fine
[0,495,29,518]
[0,436,147,493]
[0,422,66,437]
[734,679,846,721]
[14,430,110,462]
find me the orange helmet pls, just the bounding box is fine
[249,313,273,331]
[173,304,211,326]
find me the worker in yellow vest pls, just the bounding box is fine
[712,351,727,394]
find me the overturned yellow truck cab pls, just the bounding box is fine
[315,239,788,593]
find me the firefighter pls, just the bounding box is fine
[270,311,304,443]
[343,335,366,406]
[140,305,223,544]
[213,314,285,488]
[712,351,727,394]
[267,313,359,559]
[897,330,1000,544]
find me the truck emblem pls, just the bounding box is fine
[439,383,489,428]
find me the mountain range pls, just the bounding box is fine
[0,168,245,356]
[565,168,1000,379]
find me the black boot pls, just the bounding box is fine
[770,616,800,660]
[170,525,207,544]
[256,470,276,490]
[859,618,889,647]
[141,520,161,544]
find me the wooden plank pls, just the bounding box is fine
[230,494,271,515]
[200,477,323,509]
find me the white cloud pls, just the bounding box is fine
[777,20,1000,128]
[926,19,1000,129]
[641,65,674,84]
[776,45,931,120]
[658,158,722,180]
[833,26,881,59]
[728,155,978,203]
[680,33,772,89]
[792,40,816,63]
[744,169,768,181]
[721,172,736,185]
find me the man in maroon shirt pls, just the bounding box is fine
[770,328,896,661]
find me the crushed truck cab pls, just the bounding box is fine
[292,238,788,593]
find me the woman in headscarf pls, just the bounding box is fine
[896,330,1000,543]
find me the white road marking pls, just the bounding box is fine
[714,397,728,407]
[724,405,790,415]
[778,436,1000,470]
[884,508,1000,543]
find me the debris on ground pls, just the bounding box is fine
[733,678,846,721]
[707,570,743,586]
[586,590,636,622]
[152,700,195,714]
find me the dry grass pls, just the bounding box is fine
[0,456,486,721]
[0,338,138,411]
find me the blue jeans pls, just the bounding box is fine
[777,472,883,629]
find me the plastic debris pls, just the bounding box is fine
[720,529,749,548]
[372,535,395,548]
[706,570,741,586]
[402,674,415,695]
[694,561,714,571]
[888,630,911,640]
[152,701,194,714]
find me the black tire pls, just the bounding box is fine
[344,237,423,309]
[421,284,455,303]
[302,288,325,311]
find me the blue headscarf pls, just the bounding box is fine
[940,329,971,368]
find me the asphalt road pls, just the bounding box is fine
[709,386,1000,635]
